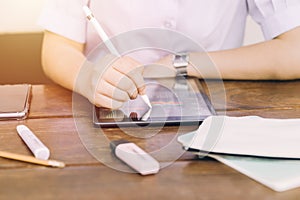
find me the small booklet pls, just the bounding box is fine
[0,84,32,120]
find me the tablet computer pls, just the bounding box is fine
[0,84,32,120]
[93,77,216,127]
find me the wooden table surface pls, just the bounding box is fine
[1,80,300,200]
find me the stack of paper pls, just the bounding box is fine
[177,116,300,192]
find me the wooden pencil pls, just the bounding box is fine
[0,150,65,168]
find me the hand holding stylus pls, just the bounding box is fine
[83,6,151,109]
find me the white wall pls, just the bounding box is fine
[0,0,264,45]
[0,0,45,33]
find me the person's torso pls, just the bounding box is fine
[86,0,249,63]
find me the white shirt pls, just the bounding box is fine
[38,0,300,63]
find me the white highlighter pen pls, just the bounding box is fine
[83,6,152,108]
[16,125,50,160]
[110,140,160,175]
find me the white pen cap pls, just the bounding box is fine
[16,125,50,160]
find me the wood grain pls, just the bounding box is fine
[201,80,300,111]
[1,81,300,199]
[28,80,300,118]
[0,163,299,200]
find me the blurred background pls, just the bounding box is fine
[0,0,51,84]
[0,0,264,84]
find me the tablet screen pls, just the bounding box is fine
[93,77,215,127]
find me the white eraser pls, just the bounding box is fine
[111,140,159,175]
[16,125,50,160]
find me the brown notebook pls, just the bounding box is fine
[0,84,31,120]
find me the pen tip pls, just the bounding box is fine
[141,95,152,108]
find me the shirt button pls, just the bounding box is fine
[164,20,176,29]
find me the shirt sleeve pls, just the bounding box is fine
[37,0,89,43]
[247,0,300,40]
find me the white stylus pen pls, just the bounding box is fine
[83,6,152,108]
[16,125,50,160]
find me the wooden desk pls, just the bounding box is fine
[1,81,300,199]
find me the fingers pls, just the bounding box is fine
[103,67,139,99]
[92,56,145,109]
[112,56,146,94]
[93,75,132,109]
[93,92,124,109]
[96,80,130,102]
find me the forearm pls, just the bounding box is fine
[188,27,300,80]
[41,32,86,91]
[41,31,148,109]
